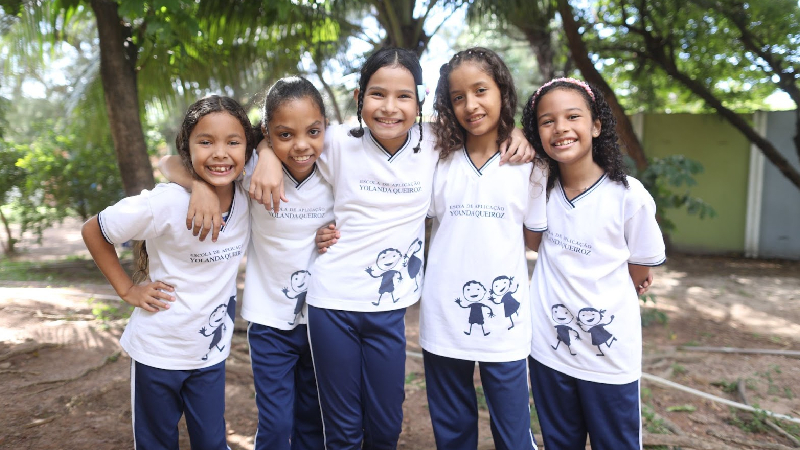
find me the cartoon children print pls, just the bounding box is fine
[283,270,310,325]
[549,304,581,356]
[455,280,496,336]
[577,307,617,356]
[365,248,404,306]
[199,295,236,360]
[403,238,423,292]
[487,275,521,330]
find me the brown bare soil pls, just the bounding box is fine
[1,218,799,449]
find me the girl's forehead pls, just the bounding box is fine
[539,88,590,109]
[270,97,324,121]
[367,65,416,87]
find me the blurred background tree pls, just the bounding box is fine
[1,0,797,254]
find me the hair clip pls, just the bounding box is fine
[531,77,595,106]
[417,85,427,102]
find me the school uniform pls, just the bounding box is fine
[528,174,666,450]
[420,150,546,450]
[306,123,438,449]
[241,154,333,450]
[98,182,249,450]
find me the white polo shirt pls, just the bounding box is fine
[306,123,439,312]
[529,174,666,384]
[240,153,334,329]
[420,150,548,362]
[98,182,250,370]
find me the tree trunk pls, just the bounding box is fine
[0,208,16,255]
[557,0,649,172]
[90,0,155,197]
[521,27,557,81]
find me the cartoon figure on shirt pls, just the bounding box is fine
[365,248,404,306]
[283,270,310,326]
[550,304,581,356]
[487,275,521,330]
[199,296,235,361]
[577,307,617,356]
[403,238,423,292]
[455,280,495,336]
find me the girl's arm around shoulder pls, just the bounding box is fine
[158,155,222,242]
[81,216,175,312]
[499,127,535,165]
[524,228,543,252]
[249,138,286,213]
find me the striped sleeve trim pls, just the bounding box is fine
[524,225,547,232]
[96,213,114,245]
[629,256,667,267]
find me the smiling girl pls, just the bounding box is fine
[159,77,332,450]
[82,95,254,449]
[421,47,545,450]
[522,78,665,450]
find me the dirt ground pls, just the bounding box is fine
[1,218,799,449]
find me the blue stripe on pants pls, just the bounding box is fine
[131,359,228,450]
[307,305,406,450]
[528,357,642,450]
[248,323,323,450]
[423,350,537,450]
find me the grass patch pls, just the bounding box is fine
[666,404,697,412]
[0,257,133,284]
[475,385,488,411]
[711,379,738,394]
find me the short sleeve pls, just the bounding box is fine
[97,184,179,245]
[624,183,666,266]
[524,163,548,232]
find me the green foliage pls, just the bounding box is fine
[626,155,716,236]
[0,116,124,254]
[586,0,792,113]
[728,405,772,434]
[641,404,670,436]
[711,379,739,394]
[89,298,134,330]
[670,363,687,376]
[639,293,668,327]
[666,404,697,412]
[14,121,125,219]
[475,385,488,410]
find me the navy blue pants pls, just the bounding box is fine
[307,305,407,450]
[248,323,324,450]
[528,357,642,450]
[131,359,229,450]
[424,350,537,450]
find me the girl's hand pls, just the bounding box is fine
[316,223,340,254]
[636,273,654,295]
[121,281,176,313]
[187,179,223,242]
[499,127,535,165]
[249,139,287,213]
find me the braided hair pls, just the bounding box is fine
[521,79,628,196]
[350,47,425,152]
[433,47,517,160]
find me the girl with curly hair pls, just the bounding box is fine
[420,47,546,450]
[521,78,666,450]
